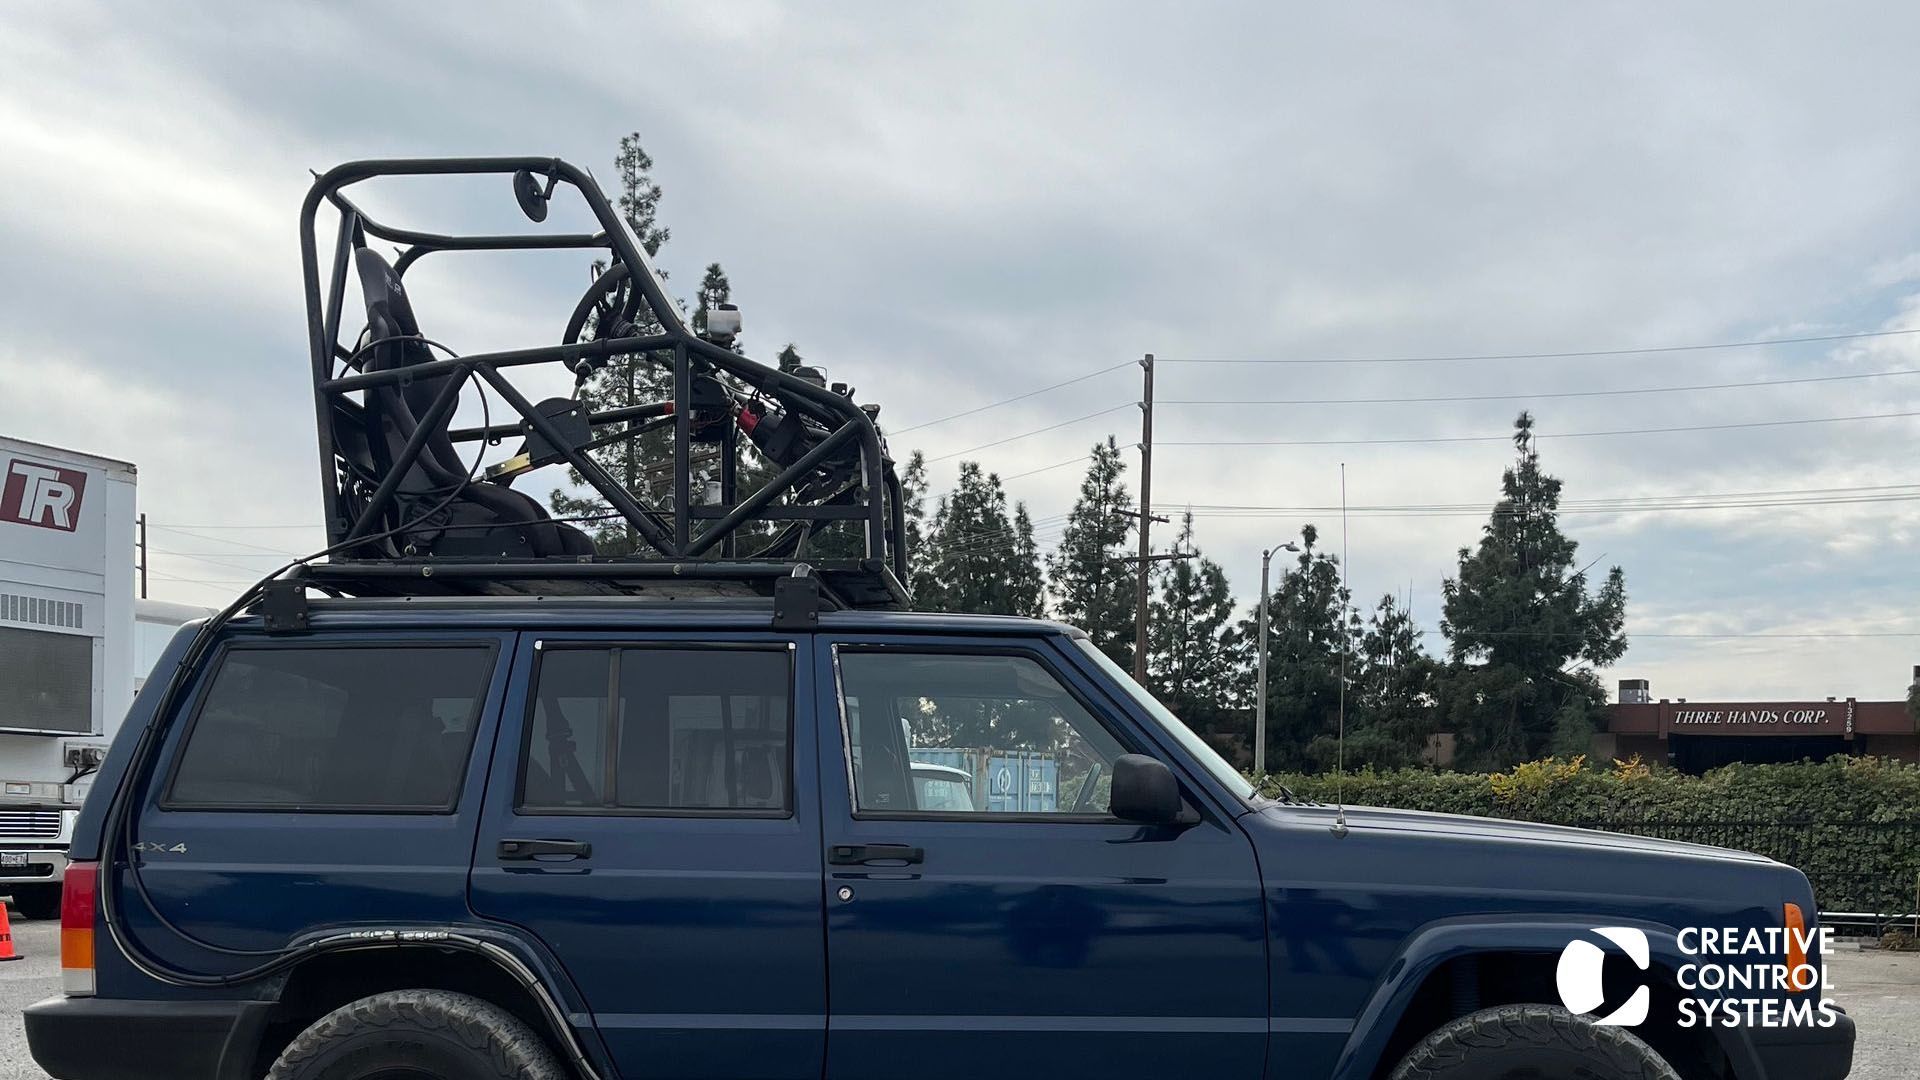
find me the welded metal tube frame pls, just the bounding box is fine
[299,156,905,589]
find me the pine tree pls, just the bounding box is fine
[1438,412,1628,768]
[1311,593,1439,770]
[1008,503,1046,618]
[1047,438,1136,667]
[920,462,1021,614]
[776,344,804,374]
[1235,524,1351,772]
[898,450,930,597]
[549,133,676,553]
[1147,513,1241,755]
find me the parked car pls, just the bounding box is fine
[24,600,1852,1080]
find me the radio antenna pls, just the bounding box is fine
[1332,462,1350,839]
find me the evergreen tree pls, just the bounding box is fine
[775,343,804,374]
[1147,513,1241,754]
[1235,524,1350,772]
[1046,438,1135,667]
[1438,412,1628,769]
[920,462,1022,614]
[898,450,930,597]
[1310,593,1439,770]
[549,133,677,553]
[1008,503,1047,618]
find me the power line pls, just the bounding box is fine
[924,403,1136,463]
[1003,455,1092,481]
[1160,409,1920,447]
[1160,482,1920,519]
[1157,326,1920,366]
[1414,627,1920,640]
[891,361,1136,435]
[1160,367,1920,406]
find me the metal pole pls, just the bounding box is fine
[1255,548,1270,775]
[1132,353,1154,683]
[136,513,148,600]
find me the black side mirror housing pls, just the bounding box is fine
[1110,754,1187,825]
[513,169,552,223]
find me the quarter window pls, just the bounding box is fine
[168,646,495,811]
[520,647,790,813]
[837,651,1127,816]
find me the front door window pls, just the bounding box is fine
[837,650,1127,816]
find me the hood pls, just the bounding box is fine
[1261,801,1774,865]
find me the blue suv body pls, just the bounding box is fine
[26,599,1853,1080]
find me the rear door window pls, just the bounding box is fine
[166,645,496,811]
[520,646,791,813]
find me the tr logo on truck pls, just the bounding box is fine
[1,459,87,532]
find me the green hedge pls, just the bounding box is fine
[1257,757,1920,914]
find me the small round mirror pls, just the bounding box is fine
[513,169,549,223]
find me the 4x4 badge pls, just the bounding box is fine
[131,842,188,855]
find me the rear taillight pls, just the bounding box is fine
[60,862,96,996]
[1784,902,1813,993]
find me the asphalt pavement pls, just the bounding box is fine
[0,918,1911,1079]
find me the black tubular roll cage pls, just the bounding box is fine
[298,157,908,608]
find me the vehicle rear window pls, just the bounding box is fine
[167,645,495,811]
[520,647,790,813]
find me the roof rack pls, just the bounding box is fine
[297,157,908,609]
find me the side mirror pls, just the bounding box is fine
[1110,754,1184,825]
[512,169,552,223]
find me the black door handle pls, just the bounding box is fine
[498,838,593,861]
[829,843,924,866]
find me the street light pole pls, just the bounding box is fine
[1254,539,1301,776]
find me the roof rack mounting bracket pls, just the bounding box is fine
[259,578,311,634]
[771,573,822,632]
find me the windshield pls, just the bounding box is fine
[912,772,976,812]
[1072,639,1256,801]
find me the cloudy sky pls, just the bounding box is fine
[3,3,1918,700]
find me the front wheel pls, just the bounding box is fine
[1389,1004,1681,1080]
[266,989,565,1080]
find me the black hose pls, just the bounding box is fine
[100,367,491,986]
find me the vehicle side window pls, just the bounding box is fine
[837,650,1127,816]
[167,645,495,811]
[520,647,790,813]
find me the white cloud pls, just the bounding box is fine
[4,1,1920,694]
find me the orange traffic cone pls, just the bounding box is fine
[0,901,21,962]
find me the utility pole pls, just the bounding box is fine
[1132,353,1154,683]
[136,512,148,600]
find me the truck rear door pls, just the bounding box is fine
[469,630,823,1080]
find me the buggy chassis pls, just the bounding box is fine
[296,157,908,609]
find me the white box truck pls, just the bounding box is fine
[0,437,137,919]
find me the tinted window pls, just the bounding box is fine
[838,651,1127,816]
[521,648,790,812]
[169,646,495,810]
[0,627,92,734]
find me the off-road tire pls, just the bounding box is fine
[265,989,566,1080]
[1389,1004,1682,1080]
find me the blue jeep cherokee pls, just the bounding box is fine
[24,157,1854,1080]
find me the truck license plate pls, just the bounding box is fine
[0,853,28,869]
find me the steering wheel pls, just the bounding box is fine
[561,263,646,351]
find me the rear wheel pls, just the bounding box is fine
[1389,1004,1681,1080]
[265,989,565,1080]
